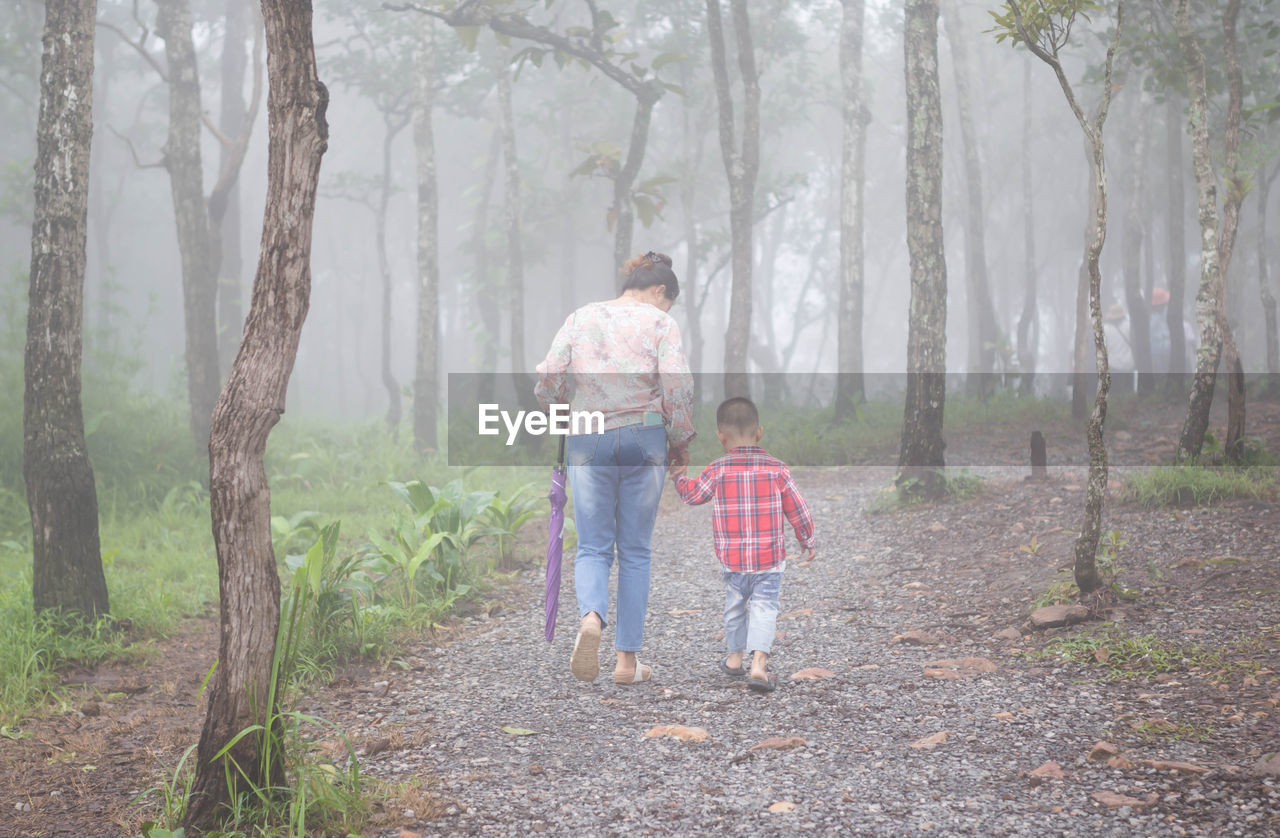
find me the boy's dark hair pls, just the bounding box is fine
[716,397,759,435]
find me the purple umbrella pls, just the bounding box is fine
[545,435,567,642]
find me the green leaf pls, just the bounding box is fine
[502,726,538,736]
[651,51,687,71]
[455,26,481,51]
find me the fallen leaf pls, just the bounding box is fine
[1088,742,1120,761]
[1143,759,1209,774]
[790,667,835,680]
[1093,647,1110,664]
[767,801,797,813]
[1030,761,1065,779]
[668,608,701,615]
[910,730,953,750]
[993,712,1015,721]
[781,608,814,619]
[502,727,538,736]
[1091,790,1157,809]
[750,736,807,751]
[644,725,709,742]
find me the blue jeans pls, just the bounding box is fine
[567,423,666,652]
[723,570,782,655]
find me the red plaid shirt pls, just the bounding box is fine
[673,446,815,572]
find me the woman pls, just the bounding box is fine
[535,252,695,684]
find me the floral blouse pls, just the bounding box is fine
[534,301,696,447]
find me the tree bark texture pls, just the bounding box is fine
[835,0,867,418]
[412,18,440,452]
[1174,0,1224,462]
[1165,94,1188,377]
[25,0,109,619]
[496,47,525,378]
[1016,60,1038,395]
[216,0,249,372]
[157,0,220,451]
[473,128,501,403]
[707,0,759,399]
[183,0,328,826]
[943,0,999,394]
[1123,101,1151,391]
[898,0,947,497]
[611,89,660,282]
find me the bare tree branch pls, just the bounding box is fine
[109,124,166,169]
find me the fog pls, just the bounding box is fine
[2,0,1278,422]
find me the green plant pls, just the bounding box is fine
[1121,464,1278,508]
[484,483,543,566]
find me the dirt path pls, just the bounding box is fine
[2,401,1279,836]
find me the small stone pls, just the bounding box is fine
[1248,753,1280,778]
[994,627,1023,642]
[892,630,939,646]
[1030,761,1065,780]
[1029,605,1089,629]
[1088,742,1121,761]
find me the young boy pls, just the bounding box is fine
[669,397,816,693]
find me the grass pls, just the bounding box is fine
[1032,623,1264,683]
[1121,464,1279,508]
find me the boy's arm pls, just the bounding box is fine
[778,465,816,550]
[673,462,718,506]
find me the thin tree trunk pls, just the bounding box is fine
[376,114,408,434]
[611,91,660,281]
[943,0,999,397]
[678,57,708,405]
[25,0,109,619]
[412,20,439,453]
[898,0,947,498]
[496,47,525,379]
[1219,0,1246,461]
[1124,100,1151,393]
[1072,163,1093,421]
[216,0,248,371]
[1259,164,1279,380]
[474,128,501,403]
[1016,60,1038,395]
[1008,0,1122,596]
[1165,95,1188,379]
[183,0,328,827]
[157,0,220,450]
[707,0,759,399]
[1174,0,1225,462]
[835,0,867,418]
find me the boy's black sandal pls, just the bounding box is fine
[720,657,747,677]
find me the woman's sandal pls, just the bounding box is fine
[570,619,602,682]
[720,657,747,677]
[612,660,652,684]
[747,674,778,694]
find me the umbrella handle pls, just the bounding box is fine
[557,433,566,469]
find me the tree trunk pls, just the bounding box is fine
[611,90,660,282]
[1165,95,1188,379]
[376,114,407,435]
[496,46,525,379]
[1174,0,1224,463]
[678,57,708,404]
[157,0,220,451]
[183,0,328,827]
[898,0,947,498]
[25,0,109,619]
[1259,165,1279,380]
[1016,60,1038,395]
[1219,0,1246,462]
[707,0,759,399]
[1072,153,1094,421]
[216,0,249,372]
[473,128,501,404]
[835,0,867,419]
[943,0,999,397]
[412,19,439,453]
[1123,100,1151,393]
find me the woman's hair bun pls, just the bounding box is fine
[621,251,679,300]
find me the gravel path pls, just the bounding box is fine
[331,466,1279,837]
